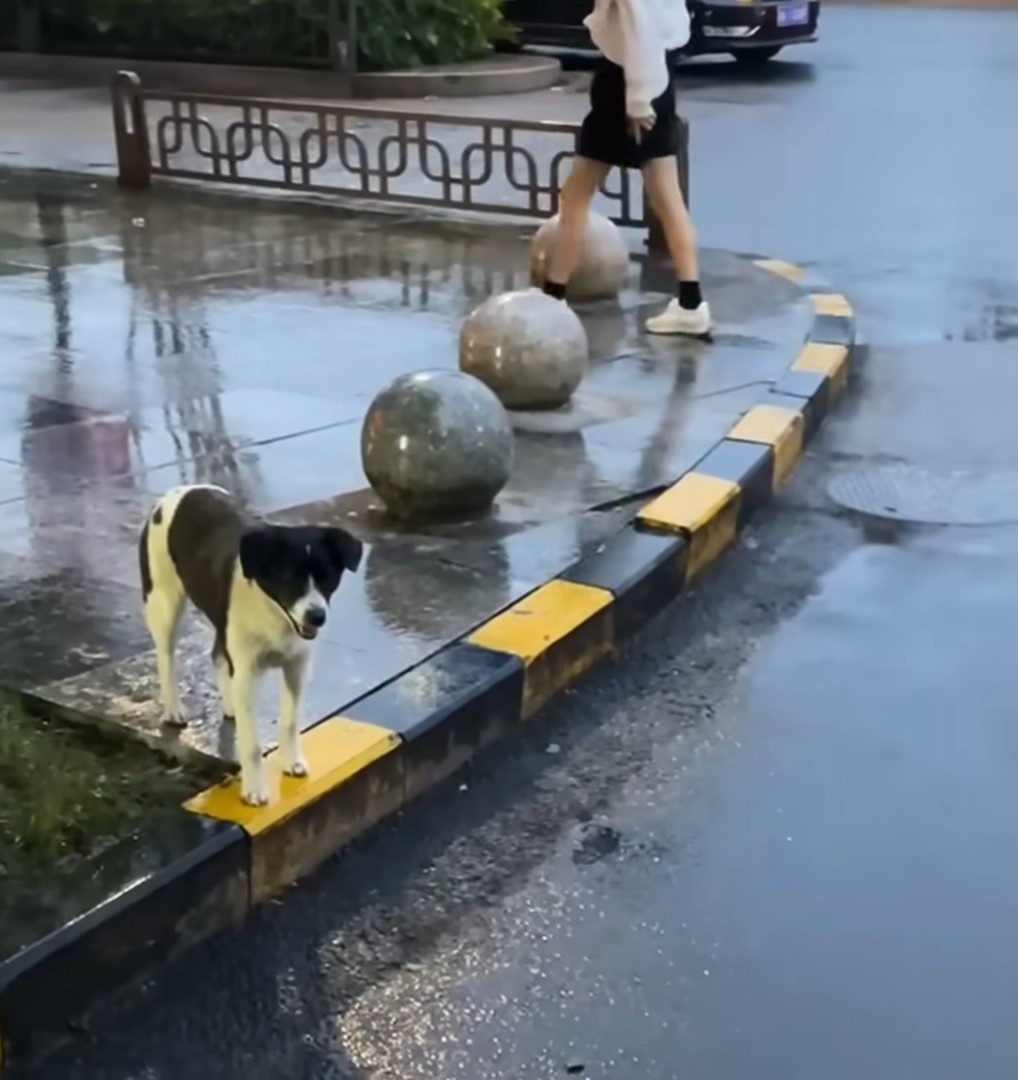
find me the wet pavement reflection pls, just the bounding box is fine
[0,175,809,763]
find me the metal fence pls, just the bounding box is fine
[112,71,689,251]
[4,0,356,71]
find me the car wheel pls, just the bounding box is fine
[731,47,782,65]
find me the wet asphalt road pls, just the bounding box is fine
[21,3,1018,1078]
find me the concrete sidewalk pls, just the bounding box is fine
[0,170,812,770]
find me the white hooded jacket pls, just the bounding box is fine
[584,0,690,120]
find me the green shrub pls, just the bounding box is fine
[356,0,515,70]
[35,0,515,70]
[41,0,329,64]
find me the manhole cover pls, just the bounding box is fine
[827,464,1018,525]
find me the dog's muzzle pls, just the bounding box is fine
[298,605,327,640]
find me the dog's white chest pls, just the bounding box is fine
[259,639,309,670]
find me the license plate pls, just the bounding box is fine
[777,3,809,27]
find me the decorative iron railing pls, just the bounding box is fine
[112,71,689,252]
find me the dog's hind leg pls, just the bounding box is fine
[141,509,187,728]
[212,636,235,721]
[145,580,187,727]
[280,653,310,779]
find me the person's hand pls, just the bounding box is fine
[628,114,655,143]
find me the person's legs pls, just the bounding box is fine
[643,154,699,281]
[641,154,712,337]
[542,156,611,299]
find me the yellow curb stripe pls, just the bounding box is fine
[754,258,805,282]
[637,473,741,581]
[468,579,614,718]
[728,404,805,490]
[469,579,611,663]
[184,718,399,835]
[792,341,851,402]
[811,292,853,318]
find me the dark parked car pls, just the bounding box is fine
[502,0,820,65]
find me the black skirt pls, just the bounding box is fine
[577,54,679,170]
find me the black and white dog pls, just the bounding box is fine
[139,485,363,806]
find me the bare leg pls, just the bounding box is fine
[279,653,310,779]
[642,155,712,337]
[545,157,611,290]
[642,155,699,282]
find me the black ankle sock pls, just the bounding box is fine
[677,281,703,310]
[543,279,567,300]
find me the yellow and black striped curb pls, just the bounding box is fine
[0,260,854,1070]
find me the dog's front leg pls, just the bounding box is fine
[232,664,269,806]
[280,653,310,779]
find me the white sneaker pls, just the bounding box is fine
[645,299,713,337]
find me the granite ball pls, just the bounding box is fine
[530,210,629,302]
[361,369,514,522]
[459,288,588,411]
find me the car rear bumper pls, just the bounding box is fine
[690,1,821,54]
[503,1,821,56]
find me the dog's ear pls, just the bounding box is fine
[323,527,363,574]
[239,527,281,581]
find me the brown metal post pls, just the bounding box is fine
[346,0,359,75]
[112,71,152,190]
[644,115,690,257]
[327,0,341,72]
[16,0,40,52]
[329,0,358,75]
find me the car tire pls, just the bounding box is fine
[731,47,783,64]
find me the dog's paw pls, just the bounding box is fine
[240,763,271,806]
[241,776,271,807]
[283,757,309,779]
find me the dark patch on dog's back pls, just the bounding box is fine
[139,519,152,600]
[167,487,244,639]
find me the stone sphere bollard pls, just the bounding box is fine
[530,211,630,302]
[459,288,588,411]
[361,369,514,522]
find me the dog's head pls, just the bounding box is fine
[239,524,363,641]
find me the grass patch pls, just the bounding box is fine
[0,699,209,947]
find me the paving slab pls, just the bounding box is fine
[0,171,809,768]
